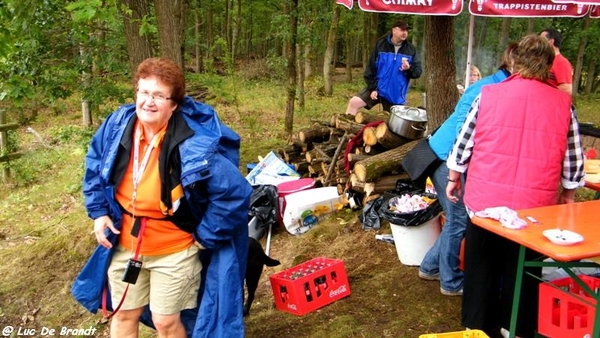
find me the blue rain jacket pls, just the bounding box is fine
[71,96,252,337]
[429,68,511,160]
[364,34,422,105]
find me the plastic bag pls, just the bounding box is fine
[380,195,442,227]
[359,179,429,230]
[359,195,386,230]
[248,184,279,240]
[379,179,441,227]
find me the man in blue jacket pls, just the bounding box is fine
[72,58,252,338]
[345,19,422,115]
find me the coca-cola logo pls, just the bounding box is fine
[287,304,297,311]
[329,285,348,298]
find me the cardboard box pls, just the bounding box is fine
[281,186,342,235]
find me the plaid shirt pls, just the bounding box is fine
[447,94,586,190]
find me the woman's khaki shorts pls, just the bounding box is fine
[108,244,201,315]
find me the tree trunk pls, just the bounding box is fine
[424,17,458,130]
[362,14,369,70]
[323,4,341,96]
[498,18,512,70]
[572,16,591,104]
[284,0,298,134]
[526,18,535,34]
[584,46,598,94]
[353,140,419,182]
[120,0,153,74]
[233,0,241,61]
[375,123,410,149]
[297,44,305,108]
[304,44,313,79]
[345,30,353,83]
[194,0,203,73]
[206,1,214,62]
[79,46,93,127]
[155,0,186,68]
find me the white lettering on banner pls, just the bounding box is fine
[382,0,433,6]
[329,285,348,298]
[492,3,567,11]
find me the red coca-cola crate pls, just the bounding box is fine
[269,257,351,316]
[538,274,600,338]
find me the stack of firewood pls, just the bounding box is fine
[275,111,422,207]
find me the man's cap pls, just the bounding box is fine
[393,20,410,30]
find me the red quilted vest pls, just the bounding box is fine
[464,75,572,212]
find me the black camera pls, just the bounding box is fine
[122,258,142,284]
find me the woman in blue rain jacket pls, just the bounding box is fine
[72,86,252,338]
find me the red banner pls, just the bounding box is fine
[336,0,354,9]
[348,0,463,16]
[592,5,600,16]
[552,0,600,4]
[469,0,590,17]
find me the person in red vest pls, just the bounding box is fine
[445,35,585,338]
[540,27,573,95]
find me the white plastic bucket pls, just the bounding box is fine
[390,215,441,266]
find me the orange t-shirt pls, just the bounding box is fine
[116,122,194,256]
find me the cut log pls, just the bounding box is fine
[310,118,335,128]
[355,111,389,124]
[279,145,304,163]
[362,126,378,146]
[298,125,331,144]
[305,144,336,163]
[323,132,349,185]
[293,161,309,173]
[335,118,365,135]
[347,153,372,165]
[364,144,387,155]
[349,173,363,190]
[290,139,311,153]
[362,193,381,206]
[353,140,419,182]
[308,164,325,177]
[375,123,412,149]
[365,173,410,196]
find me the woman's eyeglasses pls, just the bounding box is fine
[137,90,172,104]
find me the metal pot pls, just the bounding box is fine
[388,106,427,139]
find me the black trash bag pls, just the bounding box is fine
[380,193,442,227]
[359,178,421,231]
[359,195,386,230]
[248,184,279,240]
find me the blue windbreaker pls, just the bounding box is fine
[71,96,252,337]
[429,69,511,160]
[364,34,422,105]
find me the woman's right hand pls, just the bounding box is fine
[93,215,120,249]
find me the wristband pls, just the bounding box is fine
[447,176,456,183]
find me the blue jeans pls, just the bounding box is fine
[419,162,468,292]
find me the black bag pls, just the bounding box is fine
[401,137,443,190]
[248,185,279,240]
[379,194,442,227]
[359,179,441,230]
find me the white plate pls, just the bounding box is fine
[542,229,584,246]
